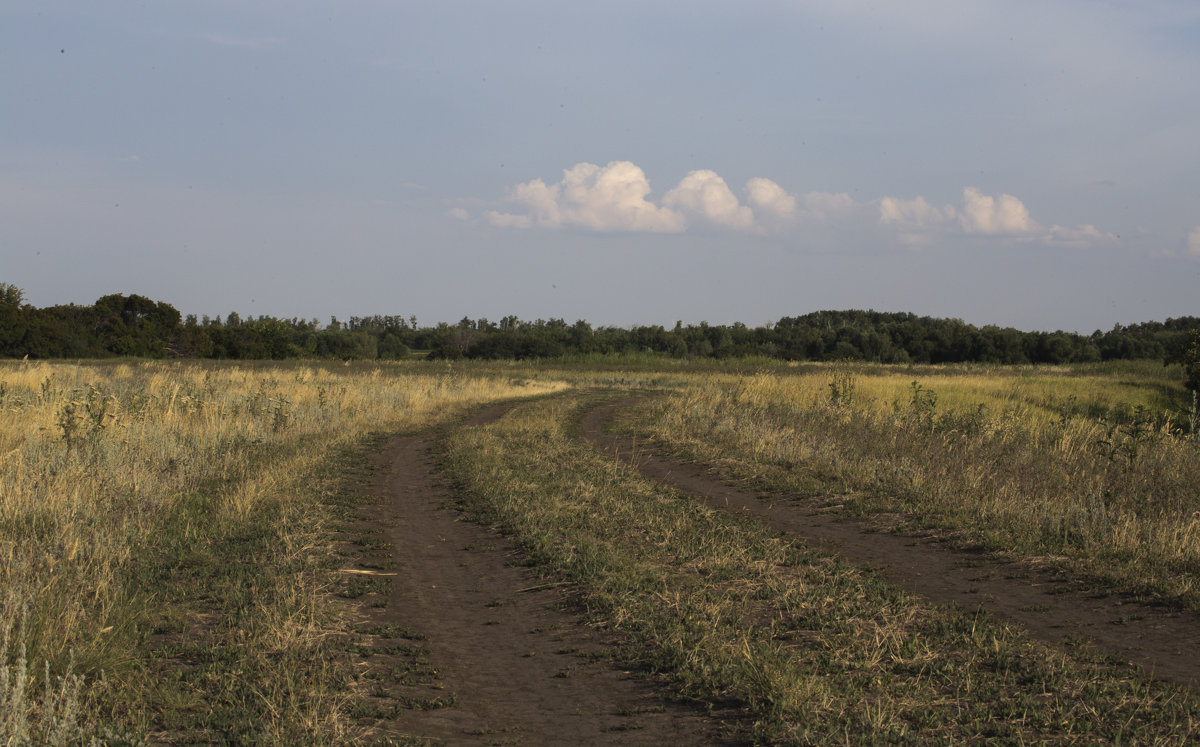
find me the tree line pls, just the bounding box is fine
[1,284,1197,380]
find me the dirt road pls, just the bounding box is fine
[348,403,727,745]
[579,396,1200,689]
[346,394,1200,744]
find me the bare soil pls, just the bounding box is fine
[579,396,1200,689]
[344,403,730,745]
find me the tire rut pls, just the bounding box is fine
[352,401,727,745]
[580,396,1200,689]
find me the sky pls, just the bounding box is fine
[2,1,1199,333]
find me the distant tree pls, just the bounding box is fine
[0,283,26,356]
[1183,330,1200,393]
[378,331,410,359]
[93,294,182,357]
[0,283,21,307]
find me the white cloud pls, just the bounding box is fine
[487,161,684,232]
[662,170,754,229]
[878,195,956,245]
[488,165,1117,248]
[878,187,1117,248]
[1044,223,1119,247]
[798,191,857,222]
[959,187,1039,236]
[446,207,470,221]
[880,195,954,227]
[485,210,533,229]
[488,162,797,233]
[1189,227,1200,258]
[745,178,797,219]
[743,180,855,231]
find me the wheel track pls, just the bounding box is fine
[579,395,1200,689]
[352,401,728,745]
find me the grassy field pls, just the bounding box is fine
[620,360,1200,609]
[445,392,1200,743]
[1,357,1197,742]
[0,359,564,742]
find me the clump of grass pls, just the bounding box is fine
[444,394,1200,743]
[1,614,91,745]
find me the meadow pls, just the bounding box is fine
[0,359,565,742]
[622,361,1200,609]
[1,357,1198,743]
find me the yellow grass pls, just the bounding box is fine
[630,364,1200,607]
[0,359,566,740]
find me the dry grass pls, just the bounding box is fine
[626,362,1200,608]
[444,393,1200,743]
[0,359,565,742]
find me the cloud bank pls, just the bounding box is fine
[485,161,1117,249]
[487,161,815,234]
[487,161,683,232]
[877,187,1117,247]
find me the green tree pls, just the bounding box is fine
[1183,329,1200,392]
[94,294,182,357]
[378,331,410,359]
[0,283,26,356]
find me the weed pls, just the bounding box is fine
[904,380,939,431]
[1094,405,1156,471]
[828,371,855,408]
[56,400,82,451]
[272,396,291,433]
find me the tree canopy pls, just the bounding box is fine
[1,284,1197,371]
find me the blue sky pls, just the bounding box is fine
[2,1,1198,332]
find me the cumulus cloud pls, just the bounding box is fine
[880,195,955,227]
[446,207,470,221]
[488,161,806,233]
[958,187,1039,235]
[878,195,956,245]
[1189,227,1200,258]
[797,191,857,222]
[745,177,797,219]
[1044,223,1119,247]
[662,170,754,229]
[487,161,684,232]
[488,164,1115,248]
[877,187,1117,248]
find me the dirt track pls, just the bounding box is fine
[349,394,1200,744]
[350,403,727,745]
[579,396,1200,689]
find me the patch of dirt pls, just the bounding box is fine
[346,403,731,745]
[580,397,1200,689]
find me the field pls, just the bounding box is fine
[2,357,1199,743]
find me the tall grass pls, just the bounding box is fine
[0,360,565,741]
[628,364,1200,607]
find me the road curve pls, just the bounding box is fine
[579,396,1200,689]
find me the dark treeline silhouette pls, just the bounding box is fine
[1,284,1197,371]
